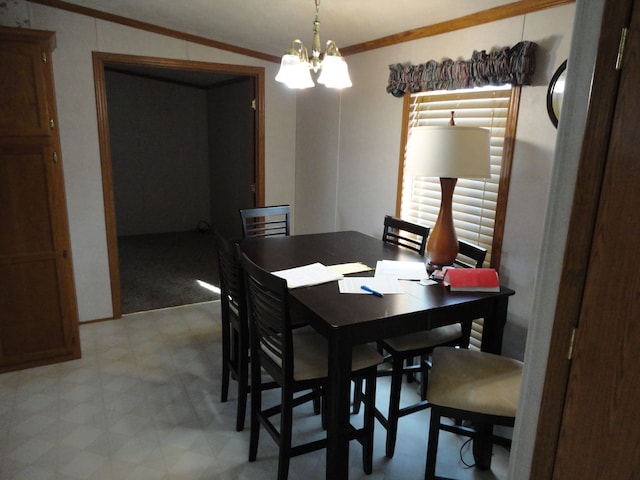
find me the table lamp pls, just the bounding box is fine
[404,113,490,269]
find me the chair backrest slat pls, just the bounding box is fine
[382,215,429,256]
[240,205,291,239]
[214,230,245,316]
[239,250,293,380]
[454,240,487,269]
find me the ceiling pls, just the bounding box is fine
[54,0,518,60]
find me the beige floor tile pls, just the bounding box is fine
[0,301,509,480]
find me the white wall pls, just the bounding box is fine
[294,88,342,233]
[295,4,576,361]
[1,1,297,321]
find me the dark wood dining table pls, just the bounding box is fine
[240,230,515,480]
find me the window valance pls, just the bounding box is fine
[387,41,537,97]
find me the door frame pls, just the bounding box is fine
[92,52,265,319]
[530,0,634,476]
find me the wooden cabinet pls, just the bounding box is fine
[0,26,81,372]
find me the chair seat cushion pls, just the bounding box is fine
[427,347,523,417]
[382,324,462,352]
[292,327,384,381]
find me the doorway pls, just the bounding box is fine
[92,52,265,318]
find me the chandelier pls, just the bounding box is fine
[275,0,352,89]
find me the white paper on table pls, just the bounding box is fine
[272,262,343,289]
[374,260,429,281]
[338,276,405,294]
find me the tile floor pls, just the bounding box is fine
[0,302,509,480]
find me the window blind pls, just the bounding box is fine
[400,86,512,267]
[399,86,514,349]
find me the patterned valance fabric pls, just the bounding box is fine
[386,41,537,97]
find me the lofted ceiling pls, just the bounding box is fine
[43,0,521,59]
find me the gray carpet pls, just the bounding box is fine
[118,230,220,314]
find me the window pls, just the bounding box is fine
[397,86,520,349]
[397,85,520,270]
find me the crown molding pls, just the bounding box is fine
[29,0,575,63]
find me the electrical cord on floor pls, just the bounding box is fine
[458,433,511,469]
[459,437,476,469]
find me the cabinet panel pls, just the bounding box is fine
[0,26,80,373]
[0,35,52,136]
[0,144,56,255]
[0,258,69,361]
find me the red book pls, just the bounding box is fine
[442,268,500,292]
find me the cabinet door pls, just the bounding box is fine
[0,35,52,136]
[0,26,80,372]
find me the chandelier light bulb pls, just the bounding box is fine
[275,1,351,89]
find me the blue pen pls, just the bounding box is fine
[361,285,384,297]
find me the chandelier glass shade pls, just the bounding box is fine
[275,1,352,89]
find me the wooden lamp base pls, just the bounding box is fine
[426,177,459,269]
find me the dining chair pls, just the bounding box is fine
[425,347,522,479]
[214,229,251,431]
[239,204,291,239]
[397,239,486,360]
[377,215,429,381]
[238,249,383,480]
[455,239,487,269]
[355,234,488,459]
[382,215,429,255]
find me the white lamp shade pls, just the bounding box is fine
[317,55,352,88]
[275,54,315,89]
[404,126,491,178]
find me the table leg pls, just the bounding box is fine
[480,295,508,355]
[326,334,352,480]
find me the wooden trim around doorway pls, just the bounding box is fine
[529,0,633,476]
[92,52,265,319]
